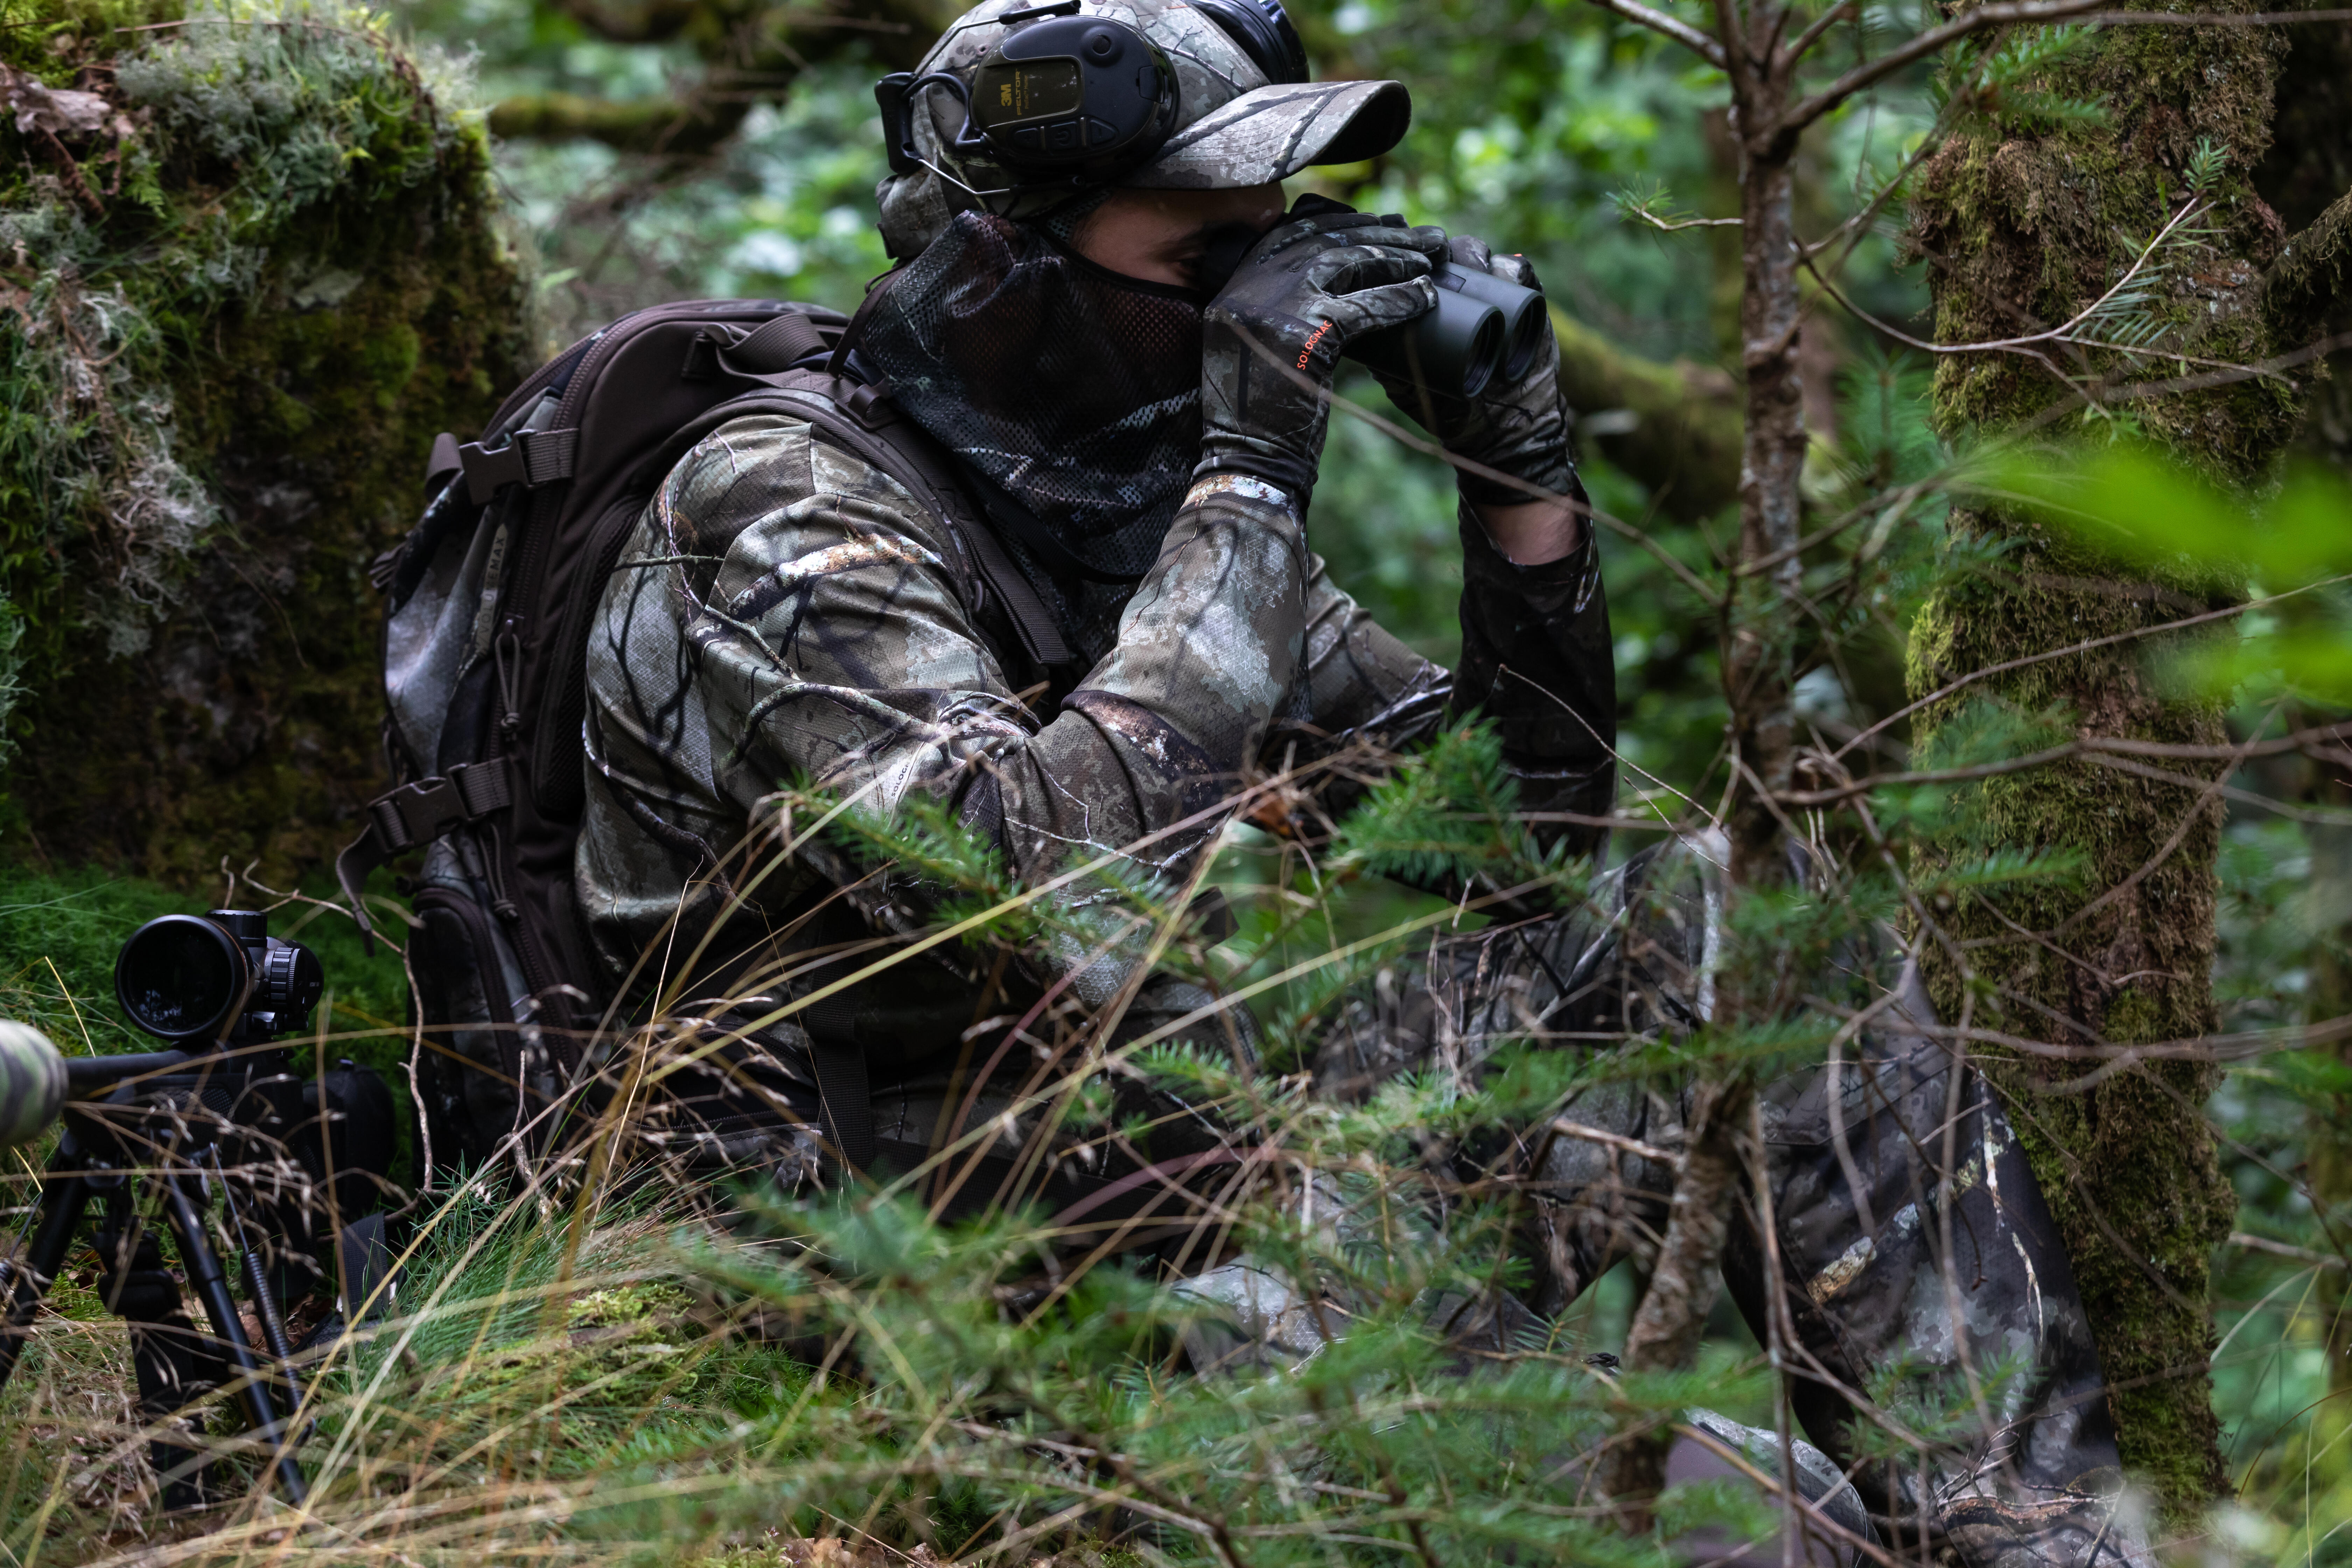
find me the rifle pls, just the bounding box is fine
[0,909,398,1507]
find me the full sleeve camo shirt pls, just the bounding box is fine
[574,411,1615,1014]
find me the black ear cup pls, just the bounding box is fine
[877,0,1308,193]
[1189,0,1309,85]
[973,14,1177,170]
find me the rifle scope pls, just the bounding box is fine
[113,910,323,1045]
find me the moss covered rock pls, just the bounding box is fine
[0,0,526,887]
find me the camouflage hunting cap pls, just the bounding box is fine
[875,0,1410,259]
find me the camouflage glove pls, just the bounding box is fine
[1197,195,1444,504]
[1372,234,1576,509]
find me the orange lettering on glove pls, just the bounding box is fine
[1296,320,1332,370]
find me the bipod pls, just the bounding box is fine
[0,1050,310,1508]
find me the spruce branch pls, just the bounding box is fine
[1611,180,1743,231]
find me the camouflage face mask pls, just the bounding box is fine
[851,210,1204,657]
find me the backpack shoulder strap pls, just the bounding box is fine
[673,372,1077,671]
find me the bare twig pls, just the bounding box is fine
[1548,1119,1685,1170]
[2088,752,2352,826]
[1782,740,2084,803]
[1786,720,2352,804]
[1584,0,1730,66]
[2078,7,2352,20]
[2046,702,2275,940]
[2228,1233,2349,1269]
[1620,206,1743,231]
[1780,0,2115,134]
[1829,574,2352,766]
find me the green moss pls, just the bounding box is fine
[0,0,525,883]
[0,0,180,79]
[1908,510,2240,1514]
[1898,0,2330,1516]
[1912,2,2295,475]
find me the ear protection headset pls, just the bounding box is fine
[877,0,1310,195]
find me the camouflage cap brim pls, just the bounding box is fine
[1124,79,1410,190]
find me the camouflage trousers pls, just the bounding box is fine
[648,839,2154,1568]
[1182,838,2157,1568]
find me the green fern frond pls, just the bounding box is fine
[2185,136,2229,195]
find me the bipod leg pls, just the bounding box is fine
[0,1157,92,1392]
[94,1193,225,1511]
[211,1150,303,1408]
[158,1179,307,1506]
[238,1248,297,1367]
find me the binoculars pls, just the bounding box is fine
[1344,258,1550,403]
[1201,199,1553,404]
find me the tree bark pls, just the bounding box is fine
[1605,1077,1752,1522]
[1903,0,2342,1516]
[488,90,749,156]
[488,0,945,152]
[1724,143,1807,888]
[1611,13,1812,1525]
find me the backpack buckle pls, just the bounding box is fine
[363,759,516,852]
[458,427,580,504]
[843,380,896,430]
[337,760,517,953]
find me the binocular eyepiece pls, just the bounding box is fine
[1344,259,1550,402]
[114,909,323,1045]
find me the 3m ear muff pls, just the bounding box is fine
[876,0,1309,193]
[877,1,1178,190]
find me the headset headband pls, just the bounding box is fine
[1192,0,1309,88]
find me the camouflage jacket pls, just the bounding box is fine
[574,410,1615,1029]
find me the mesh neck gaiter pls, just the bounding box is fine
[851,210,1205,663]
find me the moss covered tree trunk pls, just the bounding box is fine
[0,4,526,888]
[2248,7,2352,1398]
[1904,1,2351,1516]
